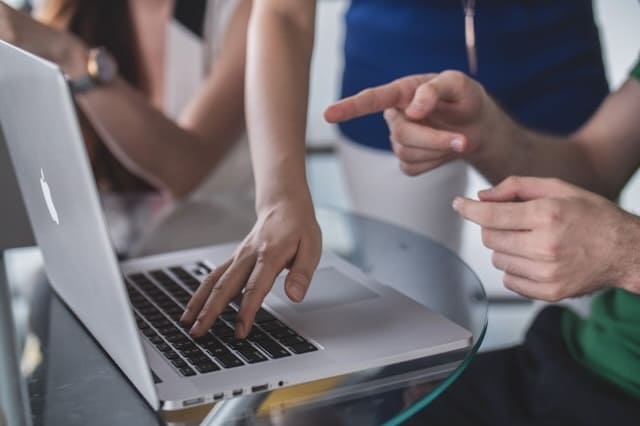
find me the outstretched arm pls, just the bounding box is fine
[181,0,322,339]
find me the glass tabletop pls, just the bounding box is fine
[1,195,487,426]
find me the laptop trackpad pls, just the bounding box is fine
[270,267,380,313]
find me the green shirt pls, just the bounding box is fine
[561,59,640,399]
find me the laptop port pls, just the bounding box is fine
[232,389,243,397]
[213,393,224,401]
[251,384,268,393]
[183,397,204,407]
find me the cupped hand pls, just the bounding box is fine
[180,198,322,338]
[453,176,640,301]
[324,71,492,176]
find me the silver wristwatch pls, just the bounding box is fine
[67,47,118,94]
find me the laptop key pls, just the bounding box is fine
[212,322,234,337]
[195,362,220,374]
[156,343,172,353]
[186,355,211,365]
[235,345,267,364]
[269,328,296,340]
[174,341,197,351]
[288,342,318,354]
[180,347,203,358]
[171,358,188,368]
[164,351,180,361]
[259,320,286,332]
[148,335,164,345]
[279,335,307,347]
[248,328,268,341]
[216,353,244,368]
[254,309,276,324]
[142,328,157,337]
[197,262,212,274]
[165,333,189,344]
[254,338,291,359]
[179,367,196,377]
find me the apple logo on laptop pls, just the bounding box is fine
[40,168,59,225]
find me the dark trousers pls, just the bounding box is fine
[407,306,640,426]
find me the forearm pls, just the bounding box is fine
[245,3,316,210]
[77,79,238,197]
[469,99,606,196]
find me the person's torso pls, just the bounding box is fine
[340,0,609,150]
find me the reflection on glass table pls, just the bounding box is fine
[2,195,487,426]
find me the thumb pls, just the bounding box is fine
[284,238,321,303]
[405,71,470,120]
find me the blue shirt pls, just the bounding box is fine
[339,0,609,151]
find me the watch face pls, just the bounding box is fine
[88,48,118,83]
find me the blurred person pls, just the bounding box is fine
[0,0,252,197]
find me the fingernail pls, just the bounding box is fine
[450,137,465,152]
[452,197,463,211]
[180,309,190,324]
[189,320,201,335]
[383,108,397,122]
[235,321,245,338]
[406,102,423,117]
[288,283,305,302]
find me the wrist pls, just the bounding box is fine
[613,212,640,295]
[55,34,89,79]
[255,182,313,215]
[467,97,515,165]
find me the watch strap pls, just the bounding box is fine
[67,75,97,95]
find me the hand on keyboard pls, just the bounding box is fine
[180,198,322,338]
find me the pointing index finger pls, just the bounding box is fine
[324,74,435,123]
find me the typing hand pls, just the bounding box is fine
[181,198,322,338]
[324,71,491,176]
[453,176,640,301]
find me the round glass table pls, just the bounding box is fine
[1,195,487,426]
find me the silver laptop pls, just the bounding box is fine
[0,41,471,411]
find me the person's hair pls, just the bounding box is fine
[39,0,153,192]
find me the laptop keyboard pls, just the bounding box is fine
[125,262,318,377]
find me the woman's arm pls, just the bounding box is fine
[77,0,251,197]
[181,0,322,339]
[0,1,250,197]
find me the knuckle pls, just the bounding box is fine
[256,242,277,262]
[394,143,412,162]
[503,176,520,189]
[544,287,564,303]
[481,229,494,248]
[443,70,467,91]
[399,161,414,176]
[360,88,380,108]
[392,121,406,142]
[502,275,518,292]
[544,203,564,227]
[235,243,255,260]
[243,283,268,301]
